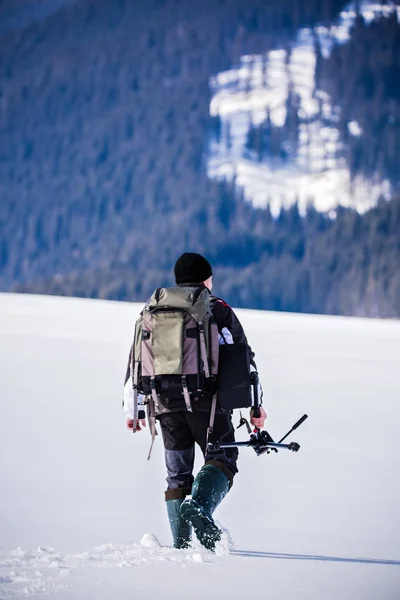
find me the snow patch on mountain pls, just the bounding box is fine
[208,1,398,214]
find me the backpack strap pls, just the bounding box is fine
[206,393,218,446]
[181,376,193,412]
[198,321,210,378]
[192,285,205,304]
[147,378,161,460]
[131,360,140,432]
[150,377,159,411]
[146,397,158,461]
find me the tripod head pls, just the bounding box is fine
[249,430,300,455]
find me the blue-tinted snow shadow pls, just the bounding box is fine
[230,550,400,566]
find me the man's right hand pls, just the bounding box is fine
[126,418,146,432]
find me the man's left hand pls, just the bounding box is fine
[250,406,267,429]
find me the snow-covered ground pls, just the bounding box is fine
[208,1,399,214]
[1,293,400,599]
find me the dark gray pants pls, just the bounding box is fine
[158,410,238,500]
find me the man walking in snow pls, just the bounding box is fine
[123,253,266,550]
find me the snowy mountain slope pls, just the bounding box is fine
[0,293,399,599]
[208,0,399,214]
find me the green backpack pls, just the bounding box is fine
[131,286,220,425]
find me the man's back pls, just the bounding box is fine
[122,252,266,551]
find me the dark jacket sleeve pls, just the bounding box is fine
[211,297,257,369]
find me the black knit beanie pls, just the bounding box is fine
[174,252,212,284]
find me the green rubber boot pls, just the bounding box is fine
[166,498,192,549]
[180,464,230,551]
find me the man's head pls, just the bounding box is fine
[174,253,213,291]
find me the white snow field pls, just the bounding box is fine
[1,292,399,599]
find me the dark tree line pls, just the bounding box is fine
[13,189,400,319]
